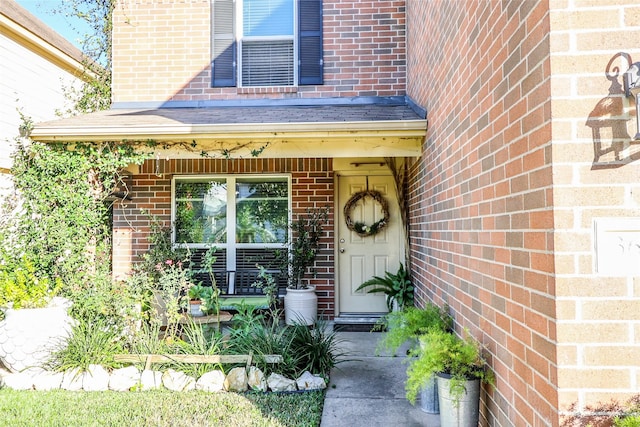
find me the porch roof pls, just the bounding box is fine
[29,103,427,158]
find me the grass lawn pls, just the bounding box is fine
[0,388,325,427]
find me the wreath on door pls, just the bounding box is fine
[343,190,390,237]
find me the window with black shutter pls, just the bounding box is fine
[211,0,322,87]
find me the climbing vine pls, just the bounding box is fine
[0,138,149,323]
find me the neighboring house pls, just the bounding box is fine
[0,0,86,195]
[28,0,640,425]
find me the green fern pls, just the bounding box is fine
[377,304,453,355]
[355,263,414,311]
[405,329,494,404]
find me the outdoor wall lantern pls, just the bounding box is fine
[623,62,640,140]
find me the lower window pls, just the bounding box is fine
[173,175,290,283]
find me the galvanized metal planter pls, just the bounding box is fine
[436,373,480,427]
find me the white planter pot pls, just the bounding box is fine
[0,297,74,372]
[284,286,317,325]
[189,300,204,317]
[436,373,480,427]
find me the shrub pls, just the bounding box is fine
[616,416,640,427]
[66,271,145,335]
[0,254,59,309]
[6,141,146,299]
[136,214,191,283]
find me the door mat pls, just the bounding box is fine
[333,323,384,332]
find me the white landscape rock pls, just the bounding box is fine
[61,367,84,391]
[267,373,297,392]
[0,361,317,395]
[140,369,163,390]
[296,371,326,391]
[2,368,42,390]
[0,367,8,388]
[224,367,248,392]
[83,364,110,391]
[109,366,140,391]
[162,369,195,392]
[33,370,64,391]
[196,370,226,392]
[247,366,267,392]
[3,373,32,390]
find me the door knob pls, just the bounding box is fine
[339,248,345,253]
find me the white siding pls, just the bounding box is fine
[0,32,81,174]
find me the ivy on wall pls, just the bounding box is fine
[0,138,148,323]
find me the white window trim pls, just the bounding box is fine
[172,174,292,272]
[236,0,299,87]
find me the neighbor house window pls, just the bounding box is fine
[173,176,290,273]
[211,0,323,87]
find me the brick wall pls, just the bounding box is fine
[112,0,406,103]
[406,1,556,425]
[550,1,640,421]
[112,158,335,315]
[407,0,640,424]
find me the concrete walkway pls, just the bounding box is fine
[321,331,440,427]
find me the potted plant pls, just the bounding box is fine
[0,254,74,372]
[355,262,414,311]
[377,304,453,354]
[187,284,211,317]
[376,304,453,414]
[406,328,495,426]
[150,259,194,335]
[282,207,329,325]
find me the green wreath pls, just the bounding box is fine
[344,190,390,237]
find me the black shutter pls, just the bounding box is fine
[298,0,323,85]
[212,0,236,87]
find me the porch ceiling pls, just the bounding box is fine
[29,104,427,158]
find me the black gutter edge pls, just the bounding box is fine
[110,96,410,110]
[405,95,427,120]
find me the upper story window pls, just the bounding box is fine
[211,0,323,87]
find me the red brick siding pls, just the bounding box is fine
[112,0,406,103]
[112,158,335,317]
[405,1,555,426]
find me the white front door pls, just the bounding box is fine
[337,175,403,314]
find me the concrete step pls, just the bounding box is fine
[333,314,385,332]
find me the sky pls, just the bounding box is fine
[16,0,90,50]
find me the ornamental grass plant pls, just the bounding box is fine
[47,317,124,373]
[284,318,346,377]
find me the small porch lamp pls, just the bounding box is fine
[623,62,640,140]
